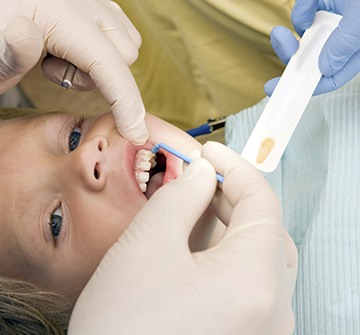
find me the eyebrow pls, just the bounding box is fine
[16,180,36,223]
[9,172,46,273]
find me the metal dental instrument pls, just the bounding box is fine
[151,142,224,183]
[61,63,77,89]
[241,11,342,173]
[186,116,226,137]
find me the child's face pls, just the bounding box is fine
[0,111,200,300]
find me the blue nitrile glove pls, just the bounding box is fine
[264,0,360,96]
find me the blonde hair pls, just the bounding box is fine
[0,277,72,335]
[0,108,73,334]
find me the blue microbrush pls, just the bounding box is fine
[151,143,224,183]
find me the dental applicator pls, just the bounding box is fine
[241,11,342,172]
[151,143,224,183]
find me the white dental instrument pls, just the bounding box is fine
[241,11,342,173]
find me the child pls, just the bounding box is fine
[0,108,209,303]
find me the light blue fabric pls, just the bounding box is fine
[225,75,360,335]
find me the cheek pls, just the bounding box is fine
[74,195,146,251]
[62,198,146,298]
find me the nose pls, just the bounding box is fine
[69,135,109,191]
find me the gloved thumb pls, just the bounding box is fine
[264,77,280,96]
[270,26,299,66]
[131,158,218,249]
[0,17,43,94]
[264,27,299,96]
[87,158,218,294]
[68,159,217,335]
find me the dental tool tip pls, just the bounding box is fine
[151,144,161,154]
[151,143,224,183]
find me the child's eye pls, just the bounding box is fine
[68,116,84,152]
[69,128,81,151]
[50,207,63,241]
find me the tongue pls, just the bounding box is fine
[145,172,164,199]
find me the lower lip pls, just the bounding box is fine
[145,150,183,199]
[158,149,183,184]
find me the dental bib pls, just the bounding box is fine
[226,75,360,335]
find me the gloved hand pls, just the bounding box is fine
[264,0,360,96]
[68,142,298,335]
[0,0,148,144]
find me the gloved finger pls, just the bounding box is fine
[200,142,297,286]
[202,142,282,229]
[210,187,233,226]
[0,17,43,94]
[41,56,96,91]
[80,52,147,145]
[131,158,217,249]
[96,15,140,67]
[319,9,360,76]
[263,76,280,96]
[84,54,148,144]
[314,50,360,95]
[270,26,299,65]
[263,27,299,96]
[100,1,142,65]
[291,0,318,36]
[109,1,142,46]
[45,11,148,145]
[265,52,360,97]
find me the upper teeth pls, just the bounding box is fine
[134,149,157,192]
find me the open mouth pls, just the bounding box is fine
[134,149,167,199]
